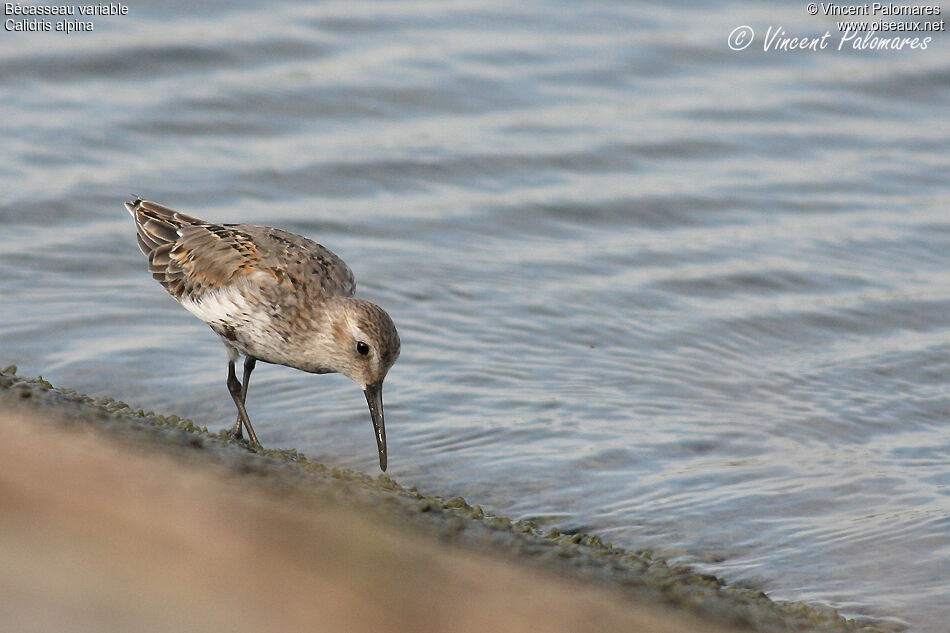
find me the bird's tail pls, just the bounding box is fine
[124,195,144,218]
[125,197,205,256]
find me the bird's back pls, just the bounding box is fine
[126,198,357,304]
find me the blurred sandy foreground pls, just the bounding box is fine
[0,372,883,633]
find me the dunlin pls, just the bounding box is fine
[126,197,400,470]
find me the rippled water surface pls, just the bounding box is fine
[2,2,949,630]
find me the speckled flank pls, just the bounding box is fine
[126,198,400,470]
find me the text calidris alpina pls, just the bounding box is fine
[126,197,400,470]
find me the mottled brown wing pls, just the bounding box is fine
[126,198,355,302]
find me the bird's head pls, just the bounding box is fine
[329,298,400,471]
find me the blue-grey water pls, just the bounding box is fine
[1,2,948,630]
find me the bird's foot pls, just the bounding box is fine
[224,426,262,452]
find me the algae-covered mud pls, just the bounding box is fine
[0,367,890,633]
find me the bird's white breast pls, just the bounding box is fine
[179,285,295,364]
[179,285,253,325]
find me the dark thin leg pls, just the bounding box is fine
[226,360,243,439]
[232,357,256,437]
[227,358,259,445]
[241,357,256,404]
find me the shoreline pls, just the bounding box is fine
[0,366,892,632]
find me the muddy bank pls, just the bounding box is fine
[0,367,889,633]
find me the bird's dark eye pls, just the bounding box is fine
[356,341,370,356]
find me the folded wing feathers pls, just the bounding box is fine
[127,197,353,302]
[127,197,271,300]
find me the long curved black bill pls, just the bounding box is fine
[363,381,387,471]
